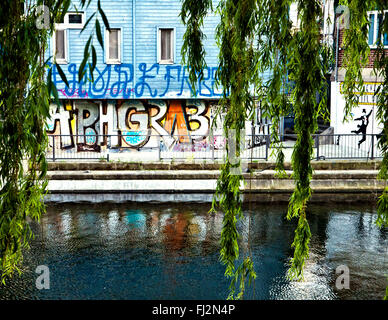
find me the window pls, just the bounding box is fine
[54,29,67,64]
[55,12,85,29]
[105,29,121,64]
[368,11,388,48]
[53,12,85,64]
[68,14,83,25]
[158,28,174,64]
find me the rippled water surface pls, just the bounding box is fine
[0,202,387,300]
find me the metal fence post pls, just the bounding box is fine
[210,130,215,161]
[371,134,375,160]
[52,135,55,162]
[316,135,320,160]
[107,135,110,162]
[265,135,269,161]
[158,135,161,161]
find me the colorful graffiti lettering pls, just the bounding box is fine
[46,99,213,151]
[49,63,222,99]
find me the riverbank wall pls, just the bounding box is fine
[45,160,385,203]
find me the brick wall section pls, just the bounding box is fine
[335,26,388,68]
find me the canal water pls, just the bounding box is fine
[0,202,387,300]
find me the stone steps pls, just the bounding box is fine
[47,160,382,171]
[46,169,380,180]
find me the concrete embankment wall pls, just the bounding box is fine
[47,160,382,171]
[45,160,385,203]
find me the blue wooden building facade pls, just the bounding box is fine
[46,0,270,157]
[48,0,222,100]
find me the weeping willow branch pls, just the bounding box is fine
[373,3,388,230]
[285,0,329,280]
[180,0,213,93]
[337,0,387,299]
[0,0,52,283]
[212,0,258,300]
[340,0,371,119]
[181,0,386,299]
[338,0,388,299]
[373,1,388,301]
[256,0,293,177]
[0,0,112,283]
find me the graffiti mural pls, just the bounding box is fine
[46,99,212,152]
[49,63,223,100]
[351,108,373,148]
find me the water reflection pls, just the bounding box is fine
[125,210,147,231]
[0,203,386,300]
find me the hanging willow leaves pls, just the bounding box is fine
[181,0,386,300]
[0,0,53,283]
[340,0,371,119]
[214,0,259,300]
[339,0,387,299]
[255,0,294,177]
[180,0,213,91]
[55,63,70,88]
[372,2,388,230]
[95,19,104,48]
[285,0,330,280]
[98,0,111,31]
[0,0,110,283]
[80,11,96,34]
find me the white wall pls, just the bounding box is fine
[331,81,382,136]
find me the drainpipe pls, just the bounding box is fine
[335,16,340,137]
[335,18,339,82]
[132,0,136,97]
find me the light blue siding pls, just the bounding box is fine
[49,0,222,99]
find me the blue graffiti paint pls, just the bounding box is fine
[90,65,112,98]
[177,66,196,97]
[110,64,134,98]
[135,63,159,98]
[49,63,221,99]
[122,130,148,146]
[159,65,181,98]
[199,67,212,97]
[85,128,97,145]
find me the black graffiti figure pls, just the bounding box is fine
[351,109,372,148]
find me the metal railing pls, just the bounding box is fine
[280,133,382,160]
[45,133,383,162]
[314,134,382,160]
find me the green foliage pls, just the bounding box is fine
[274,150,289,179]
[287,212,311,280]
[376,190,388,228]
[208,0,258,300]
[0,0,109,283]
[373,2,388,232]
[181,0,347,299]
[340,1,387,298]
[227,256,256,300]
[180,0,213,92]
[0,0,54,283]
[285,0,331,280]
[255,0,294,176]
[340,0,371,120]
[183,0,329,299]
